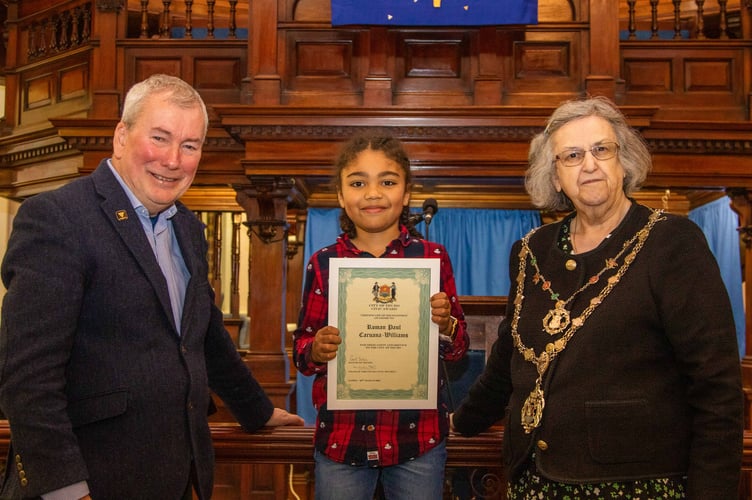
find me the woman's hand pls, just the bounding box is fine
[311,325,342,363]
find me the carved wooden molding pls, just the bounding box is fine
[96,0,124,13]
[228,124,541,143]
[0,140,74,167]
[646,138,752,155]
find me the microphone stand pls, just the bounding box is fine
[421,210,456,412]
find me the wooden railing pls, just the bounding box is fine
[0,420,506,498]
[2,420,752,497]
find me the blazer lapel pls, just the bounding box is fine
[91,162,179,334]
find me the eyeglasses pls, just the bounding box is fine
[554,142,620,167]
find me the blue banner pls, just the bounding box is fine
[331,0,537,26]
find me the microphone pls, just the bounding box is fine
[422,198,438,226]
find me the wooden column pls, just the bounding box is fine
[474,26,503,105]
[2,0,19,133]
[285,210,307,384]
[586,0,619,98]
[248,0,281,104]
[235,177,296,404]
[234,177,298,500]
[743,1,752,120]
[363,26,392,107]
[729,189,752,429]
[91,0,124,119]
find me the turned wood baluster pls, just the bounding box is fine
[231,213,242,317]
[40,19,50,55]
[210,212,223,308]
[46,17,57,53]
[81,4,90,42]
[695,0,706,39]
[184,0,193,39]
[59,11,69,49]
[718,0,729,39]
[650,0,660,39]
[627,0,637,40]
[140,0,149,38]
[33,21,43,56]
[206,0,216,39]
[672,0,683,38]
[228,0,238,39]
[160,0,172,38]
[27,23,36,58]
[71,7,81,47]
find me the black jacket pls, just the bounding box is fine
[453,203,743,499]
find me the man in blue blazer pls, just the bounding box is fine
[0,74,303,499]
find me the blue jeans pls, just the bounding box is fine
[314,440,447,500]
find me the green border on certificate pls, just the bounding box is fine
[327,258,440,410]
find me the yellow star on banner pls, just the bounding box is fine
[433,0,440,6]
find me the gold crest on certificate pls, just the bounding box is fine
[327,258,440,410]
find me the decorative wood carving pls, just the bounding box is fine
[96,0,123,13]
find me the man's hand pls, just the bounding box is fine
[265,407,305,427]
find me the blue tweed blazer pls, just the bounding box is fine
[0,161,273,499]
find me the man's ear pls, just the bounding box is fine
[111,123,127,159]
[114,122,127,147]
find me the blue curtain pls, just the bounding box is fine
[689,196,746,357]
[418,208,542,296]
[295,207,541,424]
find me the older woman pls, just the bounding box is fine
[452,96,743,498]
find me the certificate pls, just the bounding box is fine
[327,258,439,410]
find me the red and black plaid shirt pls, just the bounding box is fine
[293,226,469,467]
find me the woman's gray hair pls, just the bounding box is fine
[120,74,209,140]
[525,96,652,211]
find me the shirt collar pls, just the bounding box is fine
[107,160,178,221]
[338,225,412,254]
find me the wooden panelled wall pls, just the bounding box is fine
[1,0,752,497]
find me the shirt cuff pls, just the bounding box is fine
[41,481,90,500]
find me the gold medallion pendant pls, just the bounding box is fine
[512,210,665,434]
[521,384,545,434]
[542,301,570,335]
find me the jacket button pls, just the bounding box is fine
[536,440,548,451]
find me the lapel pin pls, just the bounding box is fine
[116,210,128,221]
